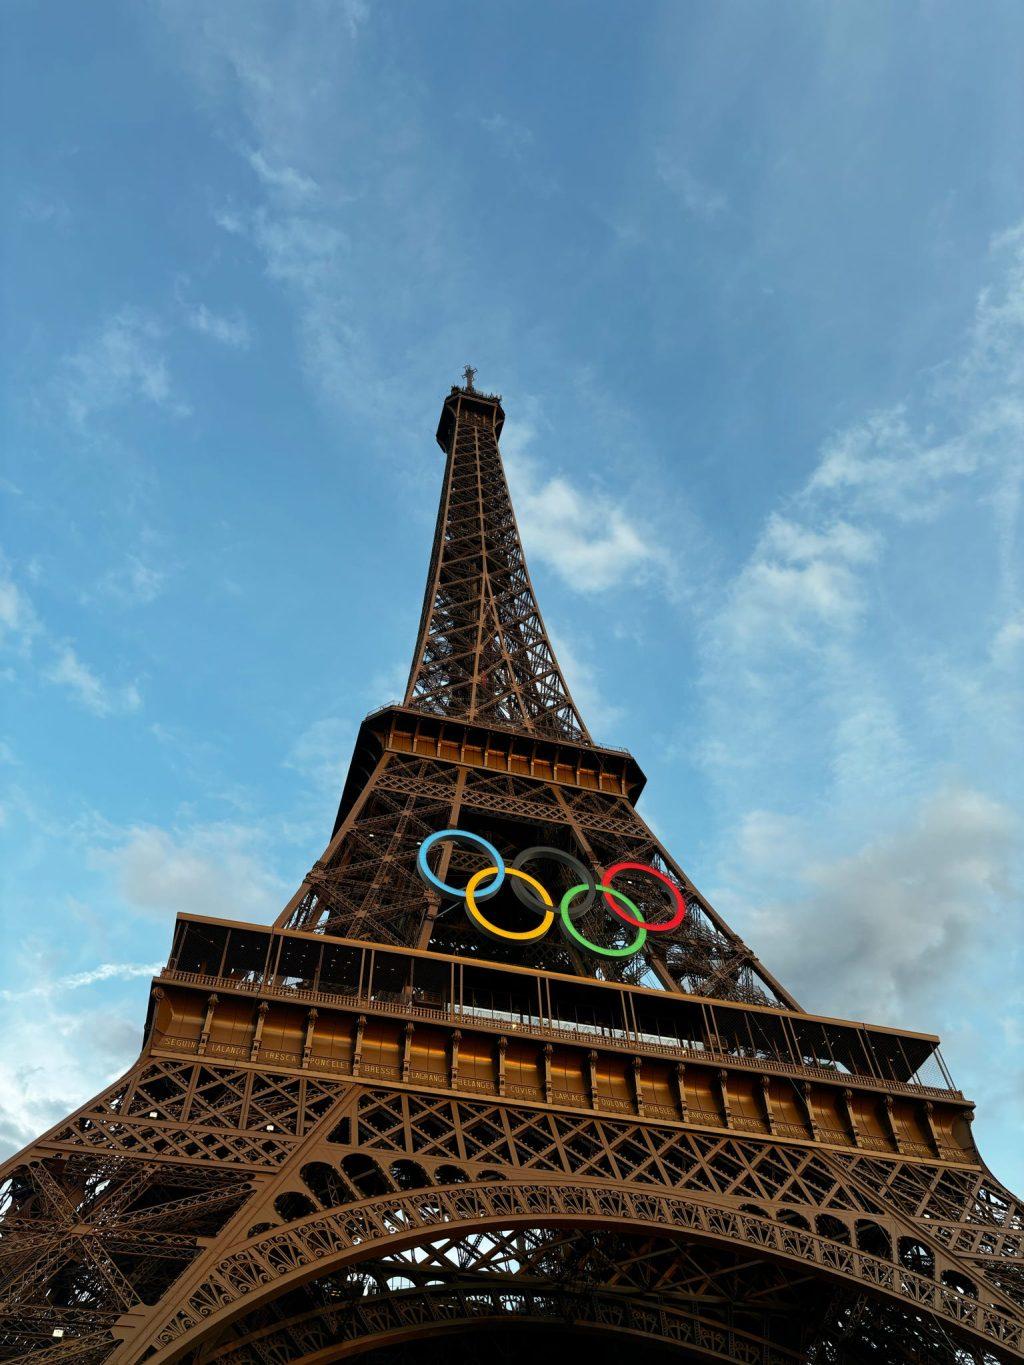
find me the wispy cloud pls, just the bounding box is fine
[719,514,879,653]
[45,645,142,717]
[0,946,149,1156]
[285,716,353,793]
[163,2,452,425]
[93,821,287,921]
[18,189,71,227]
[0,961,160,1002]
[742,784,1020,1025]
[656,151,726,221]
[502,415,673,595]
[247,147,319,202]
[690,223,1024,1191]
[90,554,167,607]
[0,552,40,653]
[547,629,623,737]
[186,302,253,349]
[699,220,1024,801]
[54,306,189,427]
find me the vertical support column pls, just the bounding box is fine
[631,1057,645,1118]
[197,993,218,1057]
[716,1070,733,1128]
[542,1044,554,1104]
[674,1062,688,1123]
[301,1009,318,1069]
[922,1101,942,1157]
[352,1016,366,1077]
[840,1088,861,1147]
[449,1030,461,1089]
[800,1082,820,1142]
[760,1075,776,1135]
[250,1002,269,1062]
[586,1051,599,1109]
[881,1095,903,1154]
[497,1036,508,1097]
[401,1023,415,1083]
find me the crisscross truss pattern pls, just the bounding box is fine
[284,746,795,1004]
[120,1175,1024,1361]
[173,1223,1019,1365]
[405,388,589,741]
[0,1151,252,1361]
[175,1226,858,1363]
[2,1057,1022,1363]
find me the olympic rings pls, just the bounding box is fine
[418,829,504,901]
[415,829,687,958]
[561,884,647,958]
[511,846,595,922]
[466,866,554,942]
[602,862,686,932]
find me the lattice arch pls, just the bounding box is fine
[119,1178,1023,1362]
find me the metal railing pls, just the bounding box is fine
[156,968,962,1102]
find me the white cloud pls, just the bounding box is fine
[547,630,623,738]
[213,205,246,235]
[505,446,671,594]
[247,147,319,201]
[991,610,1024,667]
[743,784,1019,1025]
[250,209,347,292]
[0,554,40,652]
[45,645,142,717]
[0,948,158,1158]
[285,717,353,793]
[94,822,287,921]
[186,302,253,349]
[656,151,726,220]
[700,219,1024,807]
[720,514,880,652]
[55,306,188,427]
[92,554,167,607]
[166,4,447,423]
[0,961,160,1002]
[807,229,1024,521]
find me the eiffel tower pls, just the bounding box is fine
[2,376,1022,1364]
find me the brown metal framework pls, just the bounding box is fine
[1,379,1021,1363]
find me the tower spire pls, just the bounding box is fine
[404,382,591,742]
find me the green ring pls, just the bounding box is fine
[559,884,648,958]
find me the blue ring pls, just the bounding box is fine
[417,829,505,902]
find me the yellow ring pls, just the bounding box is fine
[465,866,554,942]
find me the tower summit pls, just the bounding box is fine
[1,380,1021,1364]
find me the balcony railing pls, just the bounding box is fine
[156,967,961,1102]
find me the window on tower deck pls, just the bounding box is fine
[367,953,412,1003]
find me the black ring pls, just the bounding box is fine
[511,846,597,922]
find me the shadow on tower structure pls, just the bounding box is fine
[1,379,1022,1364]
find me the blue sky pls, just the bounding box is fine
[2,2,1022,1189]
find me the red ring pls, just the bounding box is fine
[602,862,686,932]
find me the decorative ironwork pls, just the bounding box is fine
[1,378,1020,1363]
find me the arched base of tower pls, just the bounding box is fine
[169,1223,1007,1365]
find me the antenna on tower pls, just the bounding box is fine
[462,364,477,392]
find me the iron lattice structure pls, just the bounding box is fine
[1,381,1021,1364]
